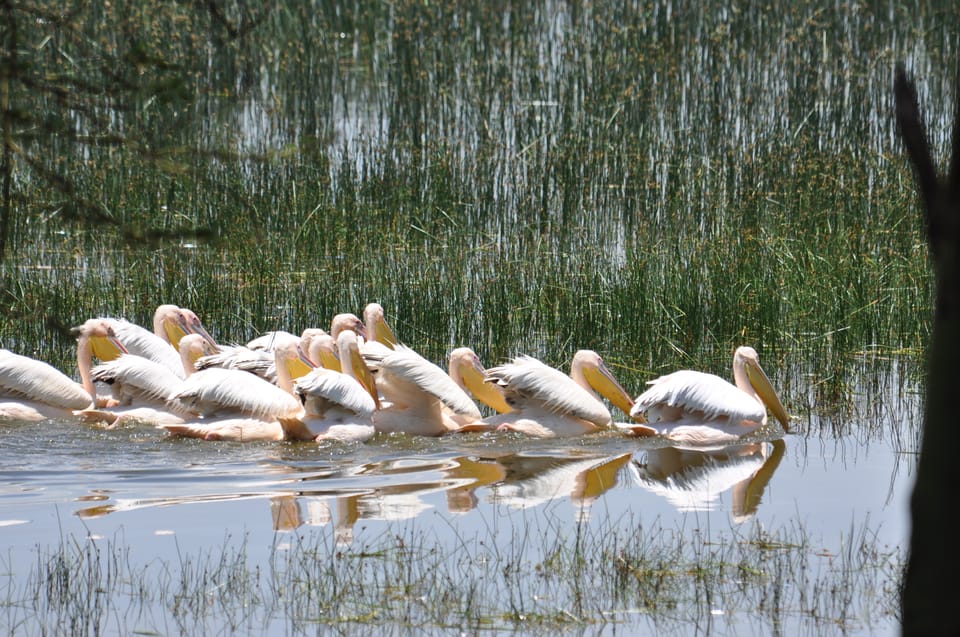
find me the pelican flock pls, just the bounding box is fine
[0,302,792,447]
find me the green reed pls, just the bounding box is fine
[0,0,952,410]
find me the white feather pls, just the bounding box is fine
[486,355,610,426]
[0,349,92,410]
[366,345,481,418]
[103,318,185,379]
[635,370,766,424]
[168,367,301,420]
[294,368,376,418]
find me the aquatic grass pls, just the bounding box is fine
[1,509,901,635]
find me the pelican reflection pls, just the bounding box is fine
[629,439,785,522]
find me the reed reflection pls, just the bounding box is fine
[628,439,786,522]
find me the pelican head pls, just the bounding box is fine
[179,308,218,349]
[71,319,128,361]
[337,329,380,408]
[449,347,512,414]
[570,350,635,419]
[273,334,317,381]
[308,333,341,371]
[734,346,790,431]
[364,303,398,348]
[179,333,219,373]
[152,304,192,349]
[331,313,367,341]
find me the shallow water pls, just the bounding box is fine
[0,362,916,634]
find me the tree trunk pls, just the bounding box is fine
[896,67,960,636]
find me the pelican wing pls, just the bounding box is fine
[91,354,185,405]
[486,356,610,425]
[105,318,185,379]
[635,370,766,423]
[365,345,481,418]
[168,367,301,419]
[0,349,92,410]
[294,369,376,417]
[195,345,276,383]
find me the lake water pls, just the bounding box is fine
[0,358,916,635]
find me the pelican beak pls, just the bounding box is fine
[163,315,192,350]
[285,346,316,381]
[461,358,513,414]
[746,362,790,431]
[584,362,636,420]
[373,315,399,349]
[349,345,380,409]
[187,318,217,349]
[90,334,127,361]
[318,348,342,372]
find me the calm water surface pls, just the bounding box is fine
[0,360,916,635]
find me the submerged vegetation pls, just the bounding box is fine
[1,513,900,636]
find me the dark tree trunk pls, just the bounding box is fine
[896,67,960,636]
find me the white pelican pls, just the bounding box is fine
[89,306,189,379]
[619,346,791,446]
[279,330,378,443]
[76,334,219,427]
[160,333,313,441]
[166,333,308,420]
[0,319,129,421]
[363,344,484,436]
[483,350,636,438]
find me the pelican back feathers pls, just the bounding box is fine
[0,349,92,410]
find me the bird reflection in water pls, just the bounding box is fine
[628,439,786,522]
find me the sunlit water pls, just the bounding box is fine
[0,361,916,635]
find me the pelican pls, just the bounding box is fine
[89,305,192,379]
[363,344,484,436]
[0,320,128,421]
[279,330,378,443]
[619,346,791,446]
[160,333,313,441]
[76,334,218,427]
[166,334,308,420]
[483,350,636,438]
